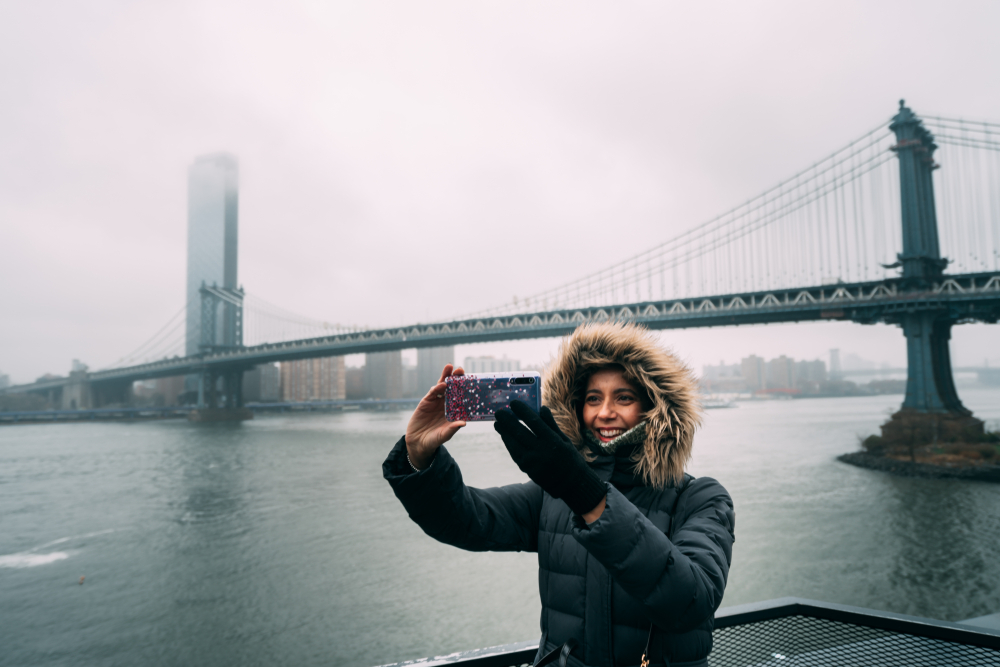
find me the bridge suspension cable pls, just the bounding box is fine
[466,119,903,318]
[242,294,368,346]
[101,303,188,369]
[464,112,1000,319]
[923,116,1000,275]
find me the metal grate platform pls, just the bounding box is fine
[711,613,998,666]
[378,598,1000,667]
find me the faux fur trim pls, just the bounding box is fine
[543,321,702,488]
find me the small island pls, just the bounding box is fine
[840,410,1000,482]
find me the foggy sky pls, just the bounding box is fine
[2,1,1000,384]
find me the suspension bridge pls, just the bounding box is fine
[4,102,1000,426]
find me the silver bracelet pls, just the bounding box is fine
[407,452,432,472]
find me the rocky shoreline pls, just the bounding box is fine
[838,451,1000,482]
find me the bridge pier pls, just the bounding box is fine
[881,314,984,444]
[901,313,966,414]
[189,368,251,422]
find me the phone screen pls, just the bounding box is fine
[444,372,542,422]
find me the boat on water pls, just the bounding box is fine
[702,396,738,409]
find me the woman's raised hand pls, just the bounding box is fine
[494,401,607,518]
[405,364,466,470]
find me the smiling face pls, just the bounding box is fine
[581,368,646,443]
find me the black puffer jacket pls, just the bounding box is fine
[383,322,735,667]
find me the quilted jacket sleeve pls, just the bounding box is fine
[383,436,544,553]
[571,477,735,633]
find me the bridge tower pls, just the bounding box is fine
[189,283,253,421]
[883,101,983,440]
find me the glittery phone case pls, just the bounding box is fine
[444,372,543,422]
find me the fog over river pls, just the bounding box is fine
[3,388,1000,667]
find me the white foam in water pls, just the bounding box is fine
[0,551,71,568]
[0,529,115,568]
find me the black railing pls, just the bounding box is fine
[378,598,1000,667]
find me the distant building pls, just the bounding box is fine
[740,355,766,391]
[796,360,827,384]
[281,357,345,401]
[244,363,281,402]
[366,351,402,399]
[766,356,797,390]
[346,367,367,399]
[464,355,520,374]
[700,361,745,393]
[702,362,741,382]
[401,361,420,398]
[417,346,454,391]
[186,153,239,356]
[829,348,842,378]
[0,373,9,390]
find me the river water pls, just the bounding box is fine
[2,388,1000,667]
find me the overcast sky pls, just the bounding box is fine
[2,1,999,384]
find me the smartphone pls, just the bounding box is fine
[444,371,543,422]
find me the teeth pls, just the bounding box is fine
[599,429,623,437]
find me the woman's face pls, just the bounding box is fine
[581,368,645,444]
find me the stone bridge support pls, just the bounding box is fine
[60,371,93,410]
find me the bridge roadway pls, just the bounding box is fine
[5,270,1000,396]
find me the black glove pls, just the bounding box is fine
[494,400,607,516]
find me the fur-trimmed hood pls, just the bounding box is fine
[543,321,702,488]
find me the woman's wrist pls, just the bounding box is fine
[407,450,434,472]
[581,496,607,524]
[404,438,435,471]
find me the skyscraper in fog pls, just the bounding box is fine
[417,346,454,392]
[186,153,239,356]
[366,351,403,399]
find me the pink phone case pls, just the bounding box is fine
[444,372,542,422]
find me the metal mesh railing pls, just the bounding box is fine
[379,598,1000,667]
[710,614,1000,667]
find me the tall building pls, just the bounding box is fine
[766,356,797,390]
[281,358,345,402]
[345,366,367,399]
[740,355,766,391]
[186,153,239,356]
[244,363,281,402]
[417,346,454,392]
[366,351,402,399]
[464,355,520,374]
[829,348,842,379]
[401,361,420,398]
[796,360,827,383]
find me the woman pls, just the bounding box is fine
[383,322,734,667]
